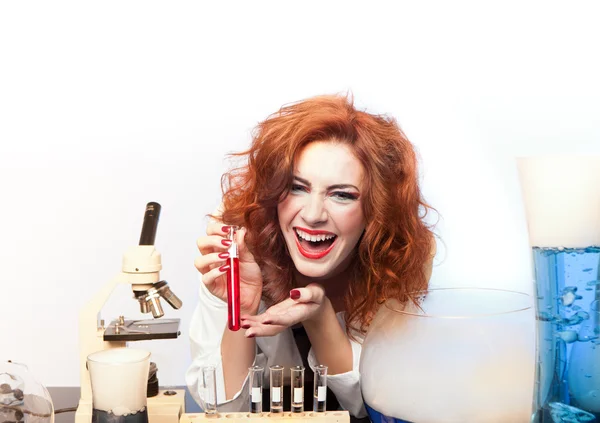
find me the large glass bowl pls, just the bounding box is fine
[0,361,54,423]
[360,287,535,423]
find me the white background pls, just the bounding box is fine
[1,1,599,389]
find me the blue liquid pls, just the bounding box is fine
[365,403,412,423]
[532,246,600,422]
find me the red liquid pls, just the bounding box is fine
[226,257,240,331]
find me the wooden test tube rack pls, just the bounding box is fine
[180,411,350,423]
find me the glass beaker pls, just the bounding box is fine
[360,287,535,423]
[518,156,600,422]
[87,348,150,423]
[0,360,54,423]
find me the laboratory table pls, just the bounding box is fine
[48,387,202,423]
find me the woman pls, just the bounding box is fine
[186,94,436,418]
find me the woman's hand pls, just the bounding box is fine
[240,284,328,337]
[194,221,263,314]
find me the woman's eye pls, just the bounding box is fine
[291,184,308,193]
[331,191,359,201]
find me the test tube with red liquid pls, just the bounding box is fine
[226,226,241,331]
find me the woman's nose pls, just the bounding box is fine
[300,195,328,225]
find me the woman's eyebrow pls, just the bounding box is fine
[293,176,359,191]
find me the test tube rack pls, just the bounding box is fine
[179,411,350,423]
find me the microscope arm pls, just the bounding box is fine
[78,272,129,401]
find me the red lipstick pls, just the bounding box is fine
[294,227,337,259]
[295,227,336,236]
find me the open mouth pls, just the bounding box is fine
[294,228,337,259]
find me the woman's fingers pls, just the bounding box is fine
[243,322,288,338]
[242,302,312,326]
[198,224,246,256]
[240,285,325,323]
[238,284,326,338]
[206,217,239,239]
[195,251,229,277]
[207,220,231,236]
[239,300,293,323]
[196,233,232,256]
[241,304,312,337]
[246,298,296,318]
[200,265,228,289]
[290,284,325,304]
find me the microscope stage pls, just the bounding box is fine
[103,318,181,341]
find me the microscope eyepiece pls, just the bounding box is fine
[139,202,161,246]
[131,202,183,319]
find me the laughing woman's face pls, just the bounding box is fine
[277,140,366,280]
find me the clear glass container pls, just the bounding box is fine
[360,287,535,423]
[313,365,327,413]
[87,348,150,423]
[290,365,305,413]
[269,365,283,413]
[518,155,600,422]
[248,366,264,414]
[200,366,217,415]
[0,360,54,423]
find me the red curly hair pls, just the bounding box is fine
[219,94,435,335]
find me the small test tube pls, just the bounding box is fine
[269,365,284,413]
[290,365,305,413]
[248,365,264,413]
[201,366,217,415]
[313,365,328,412]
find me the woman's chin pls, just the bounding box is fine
[292,260,333,280]
[291,250,356,282]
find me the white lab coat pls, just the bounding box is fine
[185,278,367,417]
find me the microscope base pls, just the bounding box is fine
[75,389,185,423]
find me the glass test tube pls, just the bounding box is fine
[313,365,328,412]
[248,366,264,413]
[290,365,305,413]
[226,226,241,331]
[269,365,284,413]
[201,366,217,415]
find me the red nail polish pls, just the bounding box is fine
[290,289,301,300]
[242,324,250,329]
[219,264,231,272]
[247,334,255,338]
[218,252,230,259]
[263,320,272,325]
[221,239,232,247]
[221,225,230,233]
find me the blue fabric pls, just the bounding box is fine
[365,403,413,423]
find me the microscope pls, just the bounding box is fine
[75,202,186,423]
